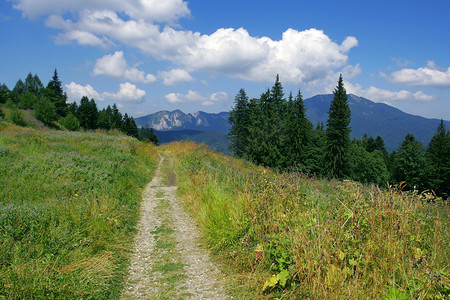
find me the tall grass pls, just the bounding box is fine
[168,142,449,299]
[0,127,158,299]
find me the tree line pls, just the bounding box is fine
[0,70,159,145]
[228,75,449,197]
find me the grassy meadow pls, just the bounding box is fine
[0,124,158,298]
[166,142,449,299]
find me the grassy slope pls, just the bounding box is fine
[167,142,449,299]
[0,123,158,299]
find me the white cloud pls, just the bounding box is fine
[158,69,194,85]
[174,27,357,84]
[53,30,111,48]
[345,82,436,103]
[13,0,190,23]
[35,4,358,85]
[93,51,156,83]
[65,81,145,102]
[103,82,146,102]
[16,1,360,85]
[387,61,450,88]
[65,82,101,101]
[164,90,230,106]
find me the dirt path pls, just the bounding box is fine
[121,155,228,299]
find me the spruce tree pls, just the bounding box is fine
[285,89,312,168]
[392,133,425,190]
[424,120,450,195]
[228,88,250,158]
[46,69,68,116]
[323,74,351,179]
[77,96,98,130]
[111,104,123,130]
[0,84,10,104]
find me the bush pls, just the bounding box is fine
[34,97,57,126]
[18,91,38,109]
[59,112,80,131]
[10,109,26,126]
[0,107,5,119]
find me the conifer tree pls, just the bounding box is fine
[424,120,450,195]
[392,133,425,190]
[46,69,68,116]
[111,104,123,130]
[0,84,10,104]
[285,89,312,168]
[97,107,112,130]
[77,96,98,130]
[228,88,250,158]
[323,74,351,179]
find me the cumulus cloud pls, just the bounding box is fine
[386,61,450,88]
[345,82,435,103]
[65,82,101,101]
[12,0,190,23]
[65,81,145,102]
[93,51,156,83]
[53,30,111,48]
[15,1,360,85]
[174,27,357,84]
[158,69,194,85]
[24,2,358,85]
[164,90,230,106]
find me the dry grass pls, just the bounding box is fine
[169,141,449,299]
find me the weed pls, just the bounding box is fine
[169,142,449,299]
[0,129,158,299]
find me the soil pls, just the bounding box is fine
[121,155,228,299]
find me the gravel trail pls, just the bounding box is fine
[121,155,228,299]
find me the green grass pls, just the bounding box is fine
[148,188,188,299]
[0,126,158,299]
[167,141,449,299]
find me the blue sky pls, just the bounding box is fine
[0,0,449,120]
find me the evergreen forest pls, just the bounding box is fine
[228,75,449,197]
[0,70,158,144]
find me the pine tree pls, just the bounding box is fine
[0,84,10,104]
[97,107,112,130]
[12,79,26,103]
[424,120,450,195]
[285,89,312,168]
[139,124,159,145]
[77,96,98,130]
[323,74,351,179]
[46,69,68,116]
[111,104,123,130]
[228,88,250,158]
[392,133,425,190]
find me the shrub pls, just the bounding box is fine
[0,107,5,119]
[18,91,38,109]
[10,109,26,126]
[59,112,80,131]
[34,96,57,125]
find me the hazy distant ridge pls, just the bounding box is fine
[135,94,449,152]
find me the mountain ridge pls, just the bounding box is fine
[135,94,449,152]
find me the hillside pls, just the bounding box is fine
[0,124,158,298]
[167,142,449,299]
[135,95,449,152]
[1,117,448,298]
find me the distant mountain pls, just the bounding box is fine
[135,110,230,132]
[305,94,450,151]
[154,129,230,155]
[135,95,449,152]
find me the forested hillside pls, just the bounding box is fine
[0,70,159,144]
[229,75,450,197]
